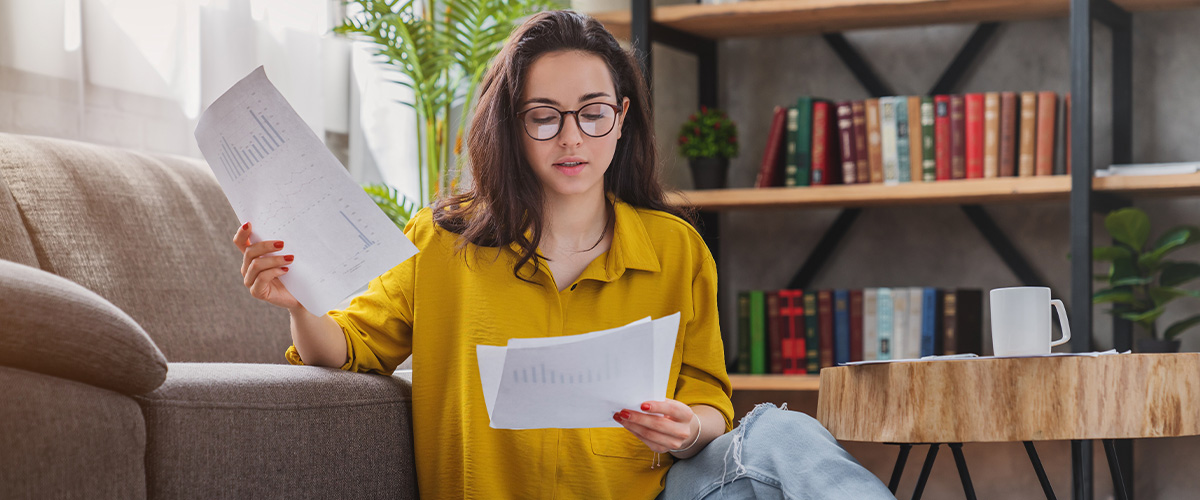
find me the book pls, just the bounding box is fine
[779,290,806,374]
[1018,91,1038,177]
[749,290,766,373]
[834,290,851,365]
[812,100,840,185]
[766,291,783,374]
[892,286,910,359]
[965,93,985,179]
[1095,162,1200,177]
[876,288,894,360]
[804,292,820,373]
[784,106,801,186]
[943,289,984,356]
[755,106,788,188]
[1036,91,1058,176]
[983,92,1000,178]
[836,101,858,184]
[920,97,936,182]
[852,101,870,184]
[907,96,923,183]
[737,291,751,373]
[818,290,835,368]
[950,95,966,180]
[920,288,945,357]
[850,289,864,362]
[999,92,1018,177]
[896,97,911,183]
[905,287,924,360]
[880,97,900,185]
[788,97,816,186]
[862,288,879,361]
[934,95,952,181]
[865,98,883,183]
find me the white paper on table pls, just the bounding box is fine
[476,314,681,430]
[194,66,417,315]
[842,349,1129,366]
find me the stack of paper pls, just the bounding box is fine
[476,313,680,430]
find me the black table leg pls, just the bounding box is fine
[888,443,913,494]
[949,443,978,500]
[912,444,940,500]
[1024,441,1057,500]
[1103,439,1130,500]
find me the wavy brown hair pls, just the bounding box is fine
[432,9,695,282]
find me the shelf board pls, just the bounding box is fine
[730,374,821,391]
[666,173,1200,210]
[591,0,1200,40]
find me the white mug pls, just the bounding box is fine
[990,286,1072,356]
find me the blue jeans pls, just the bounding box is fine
[659,403,895,500]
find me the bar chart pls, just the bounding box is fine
[217,107,286,181]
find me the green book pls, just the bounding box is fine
[787,97,814,187]
[736,291,751,374]
[804,292,820,373]
[749,290,767,374]
[920,96,937,181]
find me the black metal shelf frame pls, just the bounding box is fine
[628,1,1138,498]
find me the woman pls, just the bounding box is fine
[233,9,891,500]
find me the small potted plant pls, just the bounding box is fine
[1093,207,1200,352]
[677,106,738,189]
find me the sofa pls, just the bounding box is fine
[0,132,417,499]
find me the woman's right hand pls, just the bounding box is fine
[234,222,302,312]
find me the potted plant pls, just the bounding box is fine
[1093,207,1200,352]
[337,0,560,225]
[677,106,738,189]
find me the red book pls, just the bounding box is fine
[779,290,806,374]
[755,106,788,188]
[849,290,864,362]
[811,101,840,185]
[851,101,870,184]
[965,93,985,179]
[934,96,952,181]
[766,291,783,374]
[836,102,858,184]
[950,95,966,179]
[818,290,835,369]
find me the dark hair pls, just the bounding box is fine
[432,9,695,283]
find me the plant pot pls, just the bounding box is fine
[1137,338,1181,353]
[689,157,729,190]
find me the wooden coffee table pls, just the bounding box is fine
[816,353,1200,500]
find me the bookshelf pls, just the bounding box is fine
[730,373,821,391]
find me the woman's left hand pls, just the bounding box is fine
[614,399,699,453]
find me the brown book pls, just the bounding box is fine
[950,95,966,179]
[836,102,858,184]
[818,290,835,369]
[766,291,783,374]
[865,99,883,183]
[1036,91,1058,176]
[1018,91,1038,177]
[851,101,869,183]
[999,92,1018,177]
[907,96,924,183]
[755,106,788,188]
[984,92,1000,178]
[943,290,983,355]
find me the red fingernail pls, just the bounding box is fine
[284,255,294,262]
[641,403,651,412]
[613,413,622,422]
[281,267,289,272]
[274,242,284,249]
[242,222,249,230]
[620,411,631,420]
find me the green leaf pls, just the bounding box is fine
[1094,288,1136,304]
[1164,314,1200,340]
[1109,257,1151,286]
[1161,262,1200,288]
[1139,226,1199,269]
[1149,287,1200,307]
[363,183,419,228]
[1093,246,1132,262]
[1120,307,1165,324]
[1104,208,1151,250]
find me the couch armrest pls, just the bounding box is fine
[0,259,168,395]
[135,363,417,500]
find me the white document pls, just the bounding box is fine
[194,66,417,315]
[476,313,680,430]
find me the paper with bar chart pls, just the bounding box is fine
[476,313,680,429]
[194,66,417,315]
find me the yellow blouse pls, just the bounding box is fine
[285,193,734,499]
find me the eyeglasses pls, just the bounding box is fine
[517,102,623,141]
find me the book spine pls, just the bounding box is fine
[849,289,864,362]
[737,291,751,373]
[942,291,958,355]
[783,290,807,374]
[876,288,893,360]
[865,98,883,183]
[837,102,858,184]
[1018,91,1038,177]
[999,92,1018,177]
[766,291,783,374]
[892,286,910,359]
[896,97,911,183]
[920,97,936,182]
[755,106,788,188]
[921,288,937,357]
[804,293,820,373]
[834,290,851,366]
[880,97,900,185]
[907,96,924,183]
[950,95,966,180]
[784,106,800,186]
[792,97,814,186]
[818,290,835,368]
[907,287,924,360]
[984,92,1000,178]
[862,288,879,361]
[749,290,766,374]
[1036,91,1058,176]
[957,290,984,356]
[965,93,985,179]
[934,96,952,181]
[852,101,870,184]
[812,101,831,185]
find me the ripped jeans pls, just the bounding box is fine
[658,403,895,500]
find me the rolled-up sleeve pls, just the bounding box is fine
[672,245,735,432]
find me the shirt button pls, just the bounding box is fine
[570,284,577,291]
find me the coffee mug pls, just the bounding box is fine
[990,286,1071,356]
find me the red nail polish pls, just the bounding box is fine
[242,222,249,230]
[641,403,651,412]
[620,411,631,420]
[274,242,284,249]
[281,267,289,272]
[613,413,621,422]
[284,255,294,262]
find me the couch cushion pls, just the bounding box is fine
[135,363,417,500]
[0,258,168,395]
[0,132,290,363]
[0,365,148,500]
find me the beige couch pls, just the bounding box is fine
[0,132,417,499]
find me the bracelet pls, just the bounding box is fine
[669,414,702,453]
